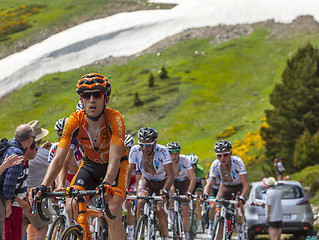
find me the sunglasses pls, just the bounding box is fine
[30,135,36,139]
[82,91,104,99]
[169,150,180,154]
[216,151,231,158]
[138,141,155,148]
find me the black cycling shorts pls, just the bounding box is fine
[70,156,128,200]
[268,221,282,228]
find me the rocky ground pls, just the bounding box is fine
[93,15,319,67]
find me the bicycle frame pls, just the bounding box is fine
[127,195,164,240]
[207,198,237,240]
[32,187,114,240]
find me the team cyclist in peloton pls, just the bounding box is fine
[31,73,129,240]
[205,158,221,237]
[203,140,250,240]
[129,127,174,240]
[124,134,137,240]
[187,153,207,233]
[166,142,196,240]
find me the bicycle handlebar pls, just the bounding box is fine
[31,187,116,222]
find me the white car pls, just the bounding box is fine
[245,180,314,239]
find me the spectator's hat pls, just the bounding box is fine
[28,120,49,141]
[261,178,268,188]
[263,177,277,187]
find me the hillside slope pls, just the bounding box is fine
[1,16,319,177]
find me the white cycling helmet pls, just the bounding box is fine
[55,117,69,132]
[76,100,84,111]
[187,153,198,165]
[124,134,135,148]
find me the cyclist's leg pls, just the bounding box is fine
[153,180,169,239]
[233,185,245,239]
[136,175,149,220]
[194,188,203,231]
[106,158,129,240]
[176,179,190,236]
[125,182,136,240]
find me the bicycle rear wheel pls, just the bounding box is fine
[48,215,67,240]
[212,217,226,240]
[135,214,148,240]
[60,225,83,240]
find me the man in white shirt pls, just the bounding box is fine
[263,177,282,240]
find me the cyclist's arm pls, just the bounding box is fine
[102,144,122,184]
[55,148,75,189]
[41,148,69,187]
[187,168,196,193]
[239,174,250,199]
[201,178,207,189]
[163,163,174,192]
[203,177,215,195]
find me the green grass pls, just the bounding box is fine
[1,23,319,179]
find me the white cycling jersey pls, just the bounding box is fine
[209,156,247,186]
[174,154,192,181]
[129,144,171,181]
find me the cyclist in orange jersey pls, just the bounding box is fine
[31,73,128,240]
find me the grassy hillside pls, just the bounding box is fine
[1,13,319,181]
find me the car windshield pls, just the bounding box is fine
[255,184,304,200]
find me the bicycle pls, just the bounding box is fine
[188,195,199,240]
[206,198,240,240]
[48,198,71,240]
[31,186,114,240]
[170,193,186,240]
[127,195,165,240]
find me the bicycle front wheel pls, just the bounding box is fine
[173,212,184,240]
[135,214,148,240]
[212,217,226,240]
[189,213,197,240]
[60,225,83,240]
[48,215,66,240]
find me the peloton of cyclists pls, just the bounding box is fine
[203,140,250,240]
[166,142,196,240]
[128,127,174,240]
[31,73,129,240]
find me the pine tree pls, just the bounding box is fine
[148,73,155,87]
[261,43,319,172]
[133,92,143,106]
[159,66,168,79]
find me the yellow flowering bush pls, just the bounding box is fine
[216,125,244,139]
[232,119,269,166]
[0,5,43,38]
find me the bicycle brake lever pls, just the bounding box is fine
[99,187,116,220]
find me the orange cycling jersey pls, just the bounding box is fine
[59,107,125,164]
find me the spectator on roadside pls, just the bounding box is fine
[21,120,52,240]
[263,177,282,240]
[5,141,38,240]
[0,124,35,240]
[276,158,285,180]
